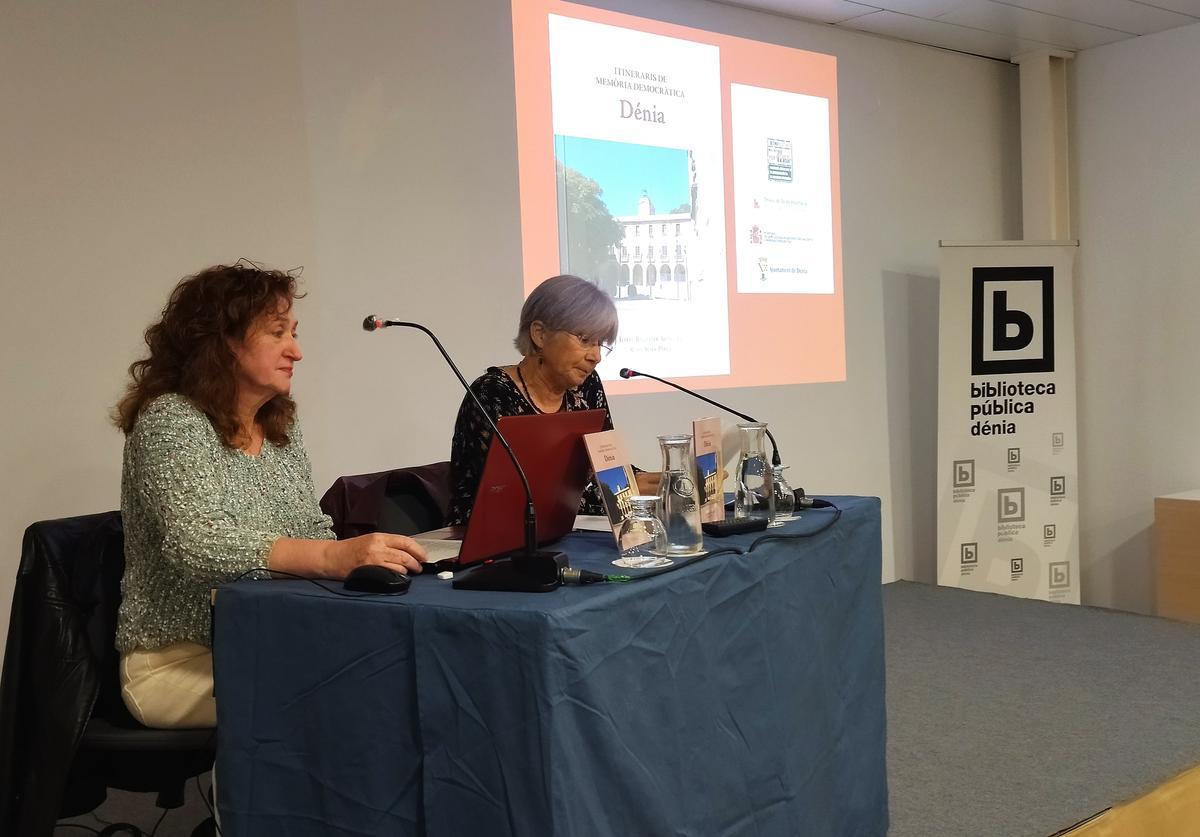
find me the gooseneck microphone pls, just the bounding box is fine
[619,367,781,466]
[364,315,562,591]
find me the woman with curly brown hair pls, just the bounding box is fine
[114,262,425,729]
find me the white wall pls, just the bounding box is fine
[0,0,315,662]
[1071,22,1200,614]
[0,0,1020,663]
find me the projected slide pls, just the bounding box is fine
[513,0,844,391]
[549,15,728,377]
[731,85,834,296]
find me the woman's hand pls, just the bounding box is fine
[634,470,663,496]
[328,533,427,577]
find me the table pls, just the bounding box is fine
[213,496,888,836]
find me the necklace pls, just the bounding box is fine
[515,363,564,415]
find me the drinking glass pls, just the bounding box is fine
[770,464,796,525]
[614,495,672,568]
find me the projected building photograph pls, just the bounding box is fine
[554,135,695,303]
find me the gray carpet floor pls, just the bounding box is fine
[55,581,1200,836]
[885,580,1200,837]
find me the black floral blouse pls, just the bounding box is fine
[448,366,614,525]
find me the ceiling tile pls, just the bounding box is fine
[1136,0,1200,15]
[842,9,1048,57]
[719,0,884,23]
[938,1,1130,49]
[870,0,976,14]
[715,0,1200,56]
[987,0,1198,35]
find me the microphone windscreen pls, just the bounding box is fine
[619,368,635,379]
[362,315,380,332]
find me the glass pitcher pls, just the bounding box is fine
[734,422,775,524]
[656,434,704,556]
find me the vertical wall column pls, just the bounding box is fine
[1012,50,1073,240]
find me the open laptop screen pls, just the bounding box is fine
[426,409,607,568]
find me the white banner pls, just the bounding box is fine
[936,242,1080,603]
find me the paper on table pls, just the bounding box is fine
[574,515,616,532]
[412,526,462,562]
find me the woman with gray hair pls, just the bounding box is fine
[448,274,657,524]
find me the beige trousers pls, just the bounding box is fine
[120,641,217,729]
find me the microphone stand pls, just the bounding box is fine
[364,316,564,592]
[620,368,782,466]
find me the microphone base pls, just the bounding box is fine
[452,550,566,593]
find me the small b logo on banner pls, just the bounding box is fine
[1044,524,1056,541]
[1007,447,1021,465]
[1010,557,1024,575]
[961,543,978,565]
[998,488,1025,522]
[1049,562,1070,589]
[971,266,1054,375]
[1050,476,1066,497]
[1052,432,1064,449]
[954,459,975,488]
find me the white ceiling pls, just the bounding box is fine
[717,0,1200,59]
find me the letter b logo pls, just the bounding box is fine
[992,290,1034,352]
[953,459,975,488]
[1049,562,1070,589]
[998,488,1025,522]
[971,267,1055,375]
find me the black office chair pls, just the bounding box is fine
[0,512,215,837]
[321,460,452,538]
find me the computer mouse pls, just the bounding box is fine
[343,564,411,594]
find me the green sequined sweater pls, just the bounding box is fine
[116,393,334,653]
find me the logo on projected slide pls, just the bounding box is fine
[971,266,1054,376]
[1010,557,1024,578]
[1049,562,1070,589]
[997,488,1025,522]
[767,137,793,182]
[953,459,975,488]
[960,542,978,566]
[1050,476,1066,498]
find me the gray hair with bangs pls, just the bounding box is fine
[513,274,618,356]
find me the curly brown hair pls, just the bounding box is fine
[114,263,304,448]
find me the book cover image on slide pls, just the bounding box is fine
[548,13,729,380]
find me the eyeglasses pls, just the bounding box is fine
[565,331,614,357]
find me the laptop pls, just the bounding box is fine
[415,409,607,569]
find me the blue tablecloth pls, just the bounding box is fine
[213,497,887,836]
